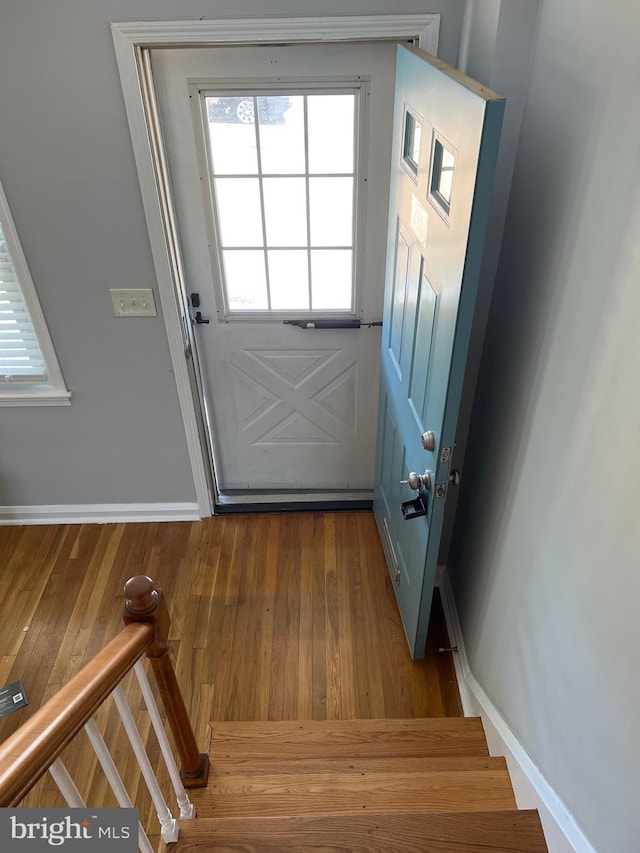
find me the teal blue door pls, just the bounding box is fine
[374,45,504,659]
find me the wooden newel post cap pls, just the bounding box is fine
[124,576,159,616]
[123,575,170,657]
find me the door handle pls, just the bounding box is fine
[284,319,362,330]
[189,293,210,324]
[401,470,432,491]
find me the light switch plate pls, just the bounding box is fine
[110,288,157,317]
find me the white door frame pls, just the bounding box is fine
[111,15,440,517]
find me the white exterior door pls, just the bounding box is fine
[151,43,397,504]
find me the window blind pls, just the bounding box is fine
[0,226,47,381]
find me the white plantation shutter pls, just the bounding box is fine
[0,227,47,381]
[0,175,70,404]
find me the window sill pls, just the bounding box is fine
[0,386,73,407]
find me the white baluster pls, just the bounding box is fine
[49,758,86,807]
[84,717,155,853]
[112,685,179,844]
[134,659,195,819]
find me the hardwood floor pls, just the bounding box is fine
[0,511,461,833]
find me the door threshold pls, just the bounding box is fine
[214,490,373,514]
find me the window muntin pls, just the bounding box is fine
[0,177,70,405]
[201,87,360,318]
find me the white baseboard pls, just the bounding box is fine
[437,569,596,853]
[0,502,201,525]
[436,567,476,715]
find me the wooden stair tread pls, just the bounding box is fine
[190,763,516,817]
[163,810,548,852]
[208,717,489,760]
[168,718,547,850]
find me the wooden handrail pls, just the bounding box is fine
[0,621,153,807]
[0,574,208,807]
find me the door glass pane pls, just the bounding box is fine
[202,86,358,316]
[402,109,422,176]
[308,95,354,174]
[437,147,455,203]
[215,178,263,246]
[259,95,305,174]
[263,178,307,246]
[311,250,352,310]
[429,134,456,217]
[206,97,259,175]
[268,250,309,310]
[223,250,268,310]
[309,177,353,246]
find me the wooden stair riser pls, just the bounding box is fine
[191,772,516,818]
[209,755,505,776]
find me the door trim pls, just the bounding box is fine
[111,15,440,516]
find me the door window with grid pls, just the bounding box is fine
[196,84,362,319]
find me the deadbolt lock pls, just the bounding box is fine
[421,431,435,452]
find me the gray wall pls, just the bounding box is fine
[0,0,464,507]
[450,0,640,850]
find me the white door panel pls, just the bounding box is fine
[152,43,396,499]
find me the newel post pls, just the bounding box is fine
[123,576,209,788]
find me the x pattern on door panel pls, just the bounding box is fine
[229,349,357,446]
